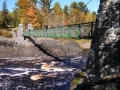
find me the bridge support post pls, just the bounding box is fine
[16,24,34,45]
[27,24,33,31]
[16,24,24,45]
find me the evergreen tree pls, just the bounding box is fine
[63,5,69,25]
[38,0,52,12]
[78,2,89,13]
[63,5,69,15]
[38,0,52,25]
[0,11,2,26]
[1,1,9,27]
[69,1,79,24]
[12,8,19,27]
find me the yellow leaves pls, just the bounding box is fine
[70,9,79,15]
[26,6,38,26]
[53,2,63,26]
[68,8,96,24]
[16,0,96,29]
[69,9,85,23]
[27,7,36,16]
[19,17,24,23]
[17,0,30,9]
[33,23,41,29]
[53,2,62,15]
[16,0,40,29]
[84,13,91,22]
[84,12,96,22]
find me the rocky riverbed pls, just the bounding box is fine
[0,38,90,90]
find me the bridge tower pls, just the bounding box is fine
[16,24,24,45]
[16,24,33,45]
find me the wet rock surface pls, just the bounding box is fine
[0,38,84,58]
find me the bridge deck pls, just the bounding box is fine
[23,22,95,39]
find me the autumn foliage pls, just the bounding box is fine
[16,0,40,29]
[0,0,96,30]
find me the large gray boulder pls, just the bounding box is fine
[71,0,120,89]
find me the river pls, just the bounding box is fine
[0,49,89,90]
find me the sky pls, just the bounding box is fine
[0,0,100,13]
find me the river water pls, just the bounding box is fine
[0,50,89,90]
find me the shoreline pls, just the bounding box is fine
[0,37,90,60]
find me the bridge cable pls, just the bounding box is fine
[85,0,92,7]
[84,0,92,14]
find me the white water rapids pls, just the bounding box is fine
[0,56,88,90]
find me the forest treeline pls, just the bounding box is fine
[0,0,96,30]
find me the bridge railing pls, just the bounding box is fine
[23,22,95,39]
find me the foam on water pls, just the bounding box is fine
[0,55,88,90]
[7,67,40,71]
[0,67,41,76]
[0,56,87,77]
[0,67,77,77]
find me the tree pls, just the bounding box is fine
[1,1,9,27]
[78,2,89,13]
[38,0,52,12]
[53,2,62,15]
[69,1,92,24]
[36,9,44,29]
[26,5,39,29]
[69,1,80,24]
[16,0,40,29]
[83,11,96,23]
[53,2,62,26]
[0,11,2,26]
[63,5,69,16]
[30,0,37,5]
[38,0,52,25]
[16,0,30,28]
[63,5,69,25]
[70,1,79,9]
[11,8,19,27]
[84,12,92,22]
[91,11,96,22]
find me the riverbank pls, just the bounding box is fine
[0,37,90,90]
[0,37,90,59]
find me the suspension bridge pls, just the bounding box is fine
[23,22,95,39]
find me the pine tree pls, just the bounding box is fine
[69,1,79,24]
[1,1,9,27]
[38,0,52,12]
[38,0,52,25]
[12,8,19,27]
[0,11,2,26]
[63,5,69,25]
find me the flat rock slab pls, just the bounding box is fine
[0,38,89,59]
[80,42,91,49]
